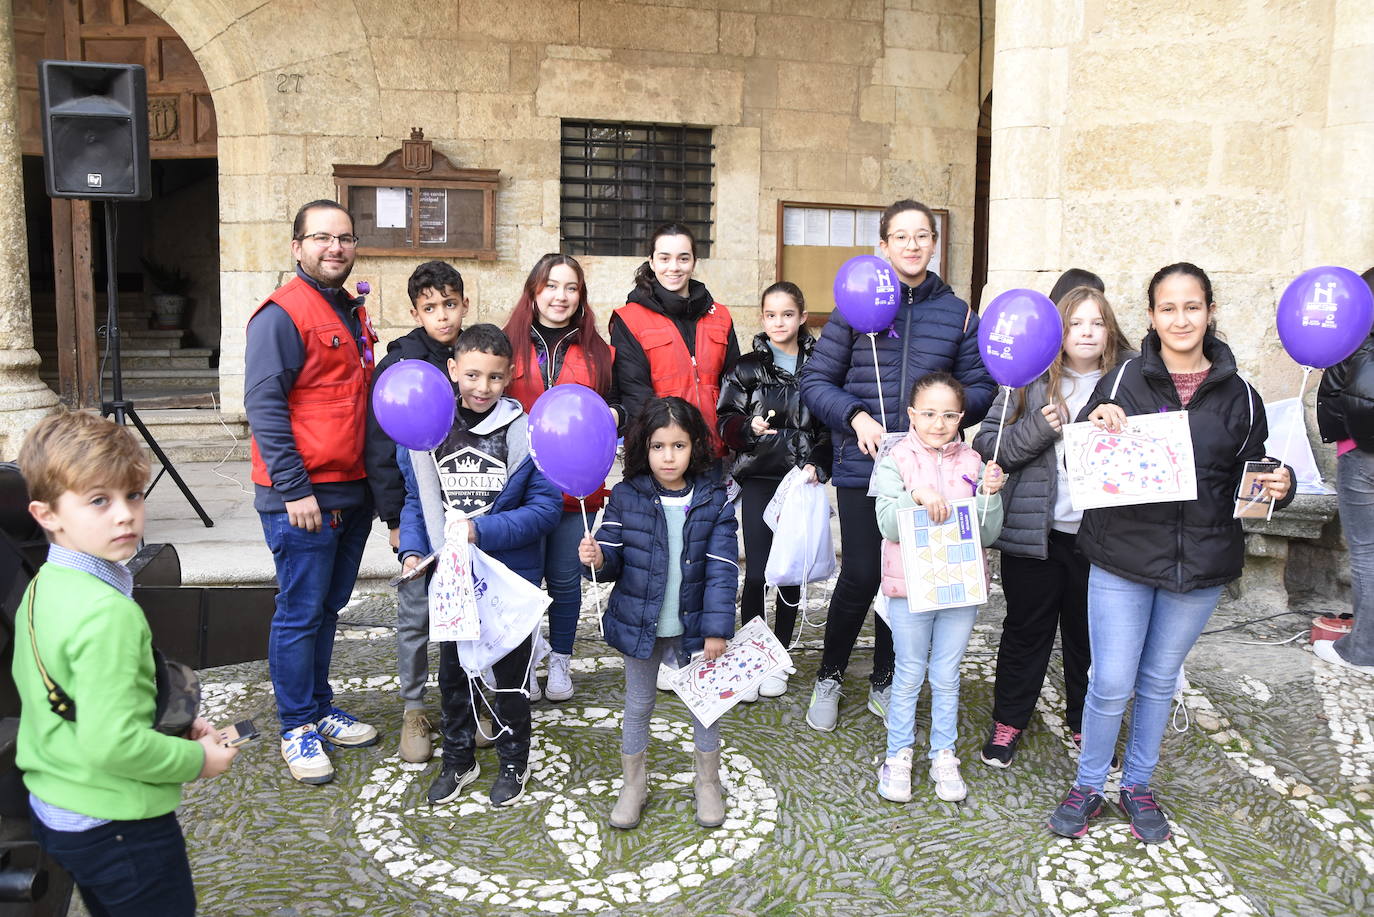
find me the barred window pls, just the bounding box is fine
[560,120,714,257]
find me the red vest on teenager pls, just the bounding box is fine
[249,276,377,487]
[615,300,732,457]
[508,336,616,512]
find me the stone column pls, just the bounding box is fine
[0,2,57,459]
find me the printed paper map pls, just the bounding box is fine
[668,617,794,727]
[897,498,988,612]
[1064,411,1197,511]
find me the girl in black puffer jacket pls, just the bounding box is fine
[717,283,832,696]
[1047,263,1294,846]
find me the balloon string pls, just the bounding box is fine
[869,332,887,433]
[579,497,605,639]
[1272,366,1313,520]
[980,385,1011,526]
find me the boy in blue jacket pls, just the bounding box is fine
[398,324,561,807]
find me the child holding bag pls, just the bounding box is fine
[578,397,739,829]
[716,282,831,698]
[874,373,1004,803]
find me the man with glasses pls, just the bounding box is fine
[245,200,381,784]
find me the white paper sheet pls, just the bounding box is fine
[856,210,881,247]
[668,618,795,727]
[375,187,408,229]
[803,208,829,246]
[896,498,989,612]
[782,207,805,246]
[828,209,855,246]
[1063,411,1198,511]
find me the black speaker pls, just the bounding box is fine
[37,60,150,201]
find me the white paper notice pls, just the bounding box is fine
[803,208,829,246]
[375,187,407,229]
[856,210,881,247]
[828,209,855,246]
[1063,411,1198,511]
[782,207,805,246]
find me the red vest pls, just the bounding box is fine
[615,300,732,457]
[249,276,377,488]
[508,335,615,512]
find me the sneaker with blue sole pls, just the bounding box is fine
[1118,784,1173,844]
[316,707,379,748]
[281,724,333,785]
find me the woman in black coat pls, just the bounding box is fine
[1046,263,1293,846]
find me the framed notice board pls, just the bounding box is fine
[776,201,948,325]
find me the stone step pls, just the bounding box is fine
[132,408,251,464]
[98,367,220,388]
[118,349,215,370]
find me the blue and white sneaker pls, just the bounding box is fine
[281,724,333,784]
[316,707,379,748]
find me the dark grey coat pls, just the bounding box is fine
[972,378,1060,560]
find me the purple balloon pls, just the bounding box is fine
[978,289,1064,388]
[372,359,455,451]
[1276,266,1374,369]
[833,255,900,333]
[529,384,618,499]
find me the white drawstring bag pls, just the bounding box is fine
[456,544,550,676]
[764,477,836,587]
[429,513,480,642]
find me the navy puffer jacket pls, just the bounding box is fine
[800,273,996,488]
[584,473,739,660]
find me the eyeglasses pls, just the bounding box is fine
[913,410,963,423]
[887,231,934,249]
[298,232,360,248]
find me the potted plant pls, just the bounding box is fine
[140,257,192,330]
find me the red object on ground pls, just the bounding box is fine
[1312,614,1354,644]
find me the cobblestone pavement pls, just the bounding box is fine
[149,581,1372,916]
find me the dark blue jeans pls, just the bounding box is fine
[30,809,195,917]
[544,511,586,655]
[260,506,372,732]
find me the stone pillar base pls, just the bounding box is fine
[0,347,59,460]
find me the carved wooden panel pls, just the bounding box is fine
[16,0,216,159]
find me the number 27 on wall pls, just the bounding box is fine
[275,73,303,93]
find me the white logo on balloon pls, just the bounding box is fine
[351,659,779,913]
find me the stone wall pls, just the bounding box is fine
[130,0,991,414]
[986,0,1374,423]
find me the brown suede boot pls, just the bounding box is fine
[609,751,648,829]
[693,748,725,828]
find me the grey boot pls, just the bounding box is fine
[609,751,648,829]
[693,748,725,828]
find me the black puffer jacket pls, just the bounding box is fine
[716,332,832,482]
[1317,333,1374,451]
[1077,331,1294,592]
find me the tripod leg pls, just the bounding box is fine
[124,406,214,528]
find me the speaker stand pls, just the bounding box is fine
[98,200,213,528]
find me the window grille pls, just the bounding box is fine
[560,120,714,257]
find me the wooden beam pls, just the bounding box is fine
[50,198,76,406]
[71,200,98,409]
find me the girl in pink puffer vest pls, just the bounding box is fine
[872,372,1004,805]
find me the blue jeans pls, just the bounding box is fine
[261,506,372,732]
[1077,565,1221,790]
[30,809,195,917]
[885,598,978,759]
[1336,449,1374,666]
[544,511,586,655]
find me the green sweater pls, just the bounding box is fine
[14,564,204,820]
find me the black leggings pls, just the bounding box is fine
[817,486,893,687]
[738,476,800,645]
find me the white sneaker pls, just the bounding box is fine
[657,661,679,691]
[545,652,574,702]
[759,673,788,697]
[527,664,544,702]
[315,707,379,748]
[281,725,333,784]
[1314,639,1374,677]
[738,684,760,703]
[929,748,967,802]
[877,747,913,802]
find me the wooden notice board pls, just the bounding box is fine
[776,202,949,326]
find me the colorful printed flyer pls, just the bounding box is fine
[1063,411,1197,511]
[896,498,988,612]
[668,617,794,727]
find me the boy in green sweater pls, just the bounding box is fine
[15,412,238,916]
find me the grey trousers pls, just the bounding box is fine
[397,575,430,708]
[622,637,719,756]
[1336,449,1374,666]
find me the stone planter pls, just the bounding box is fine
[150,293,188,330]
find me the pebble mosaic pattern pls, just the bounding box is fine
[119,586,1374,916]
